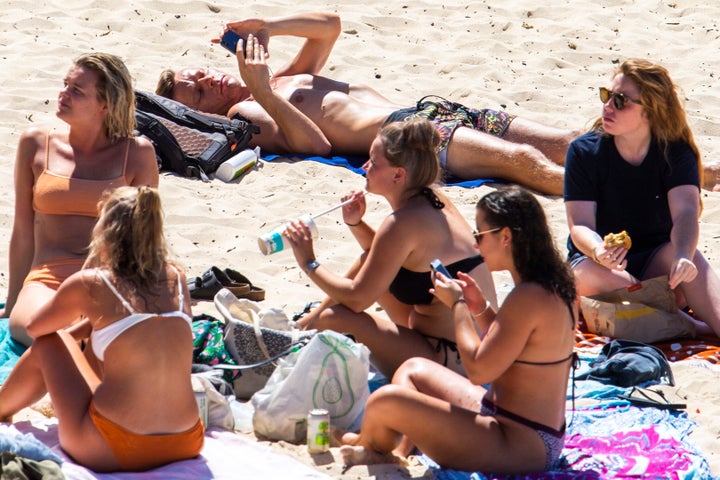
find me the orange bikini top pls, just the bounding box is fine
[33,131,132,217]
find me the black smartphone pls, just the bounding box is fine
[220,30,246,56]
[430,258,451,278]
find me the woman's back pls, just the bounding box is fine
[86,267,200,434]
[488,283,575,432]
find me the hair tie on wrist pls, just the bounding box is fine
[451,298,466,310]
[345,220,362,227]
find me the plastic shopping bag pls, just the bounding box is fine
[251,330,370,443]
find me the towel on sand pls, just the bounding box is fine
[263,154,497,188]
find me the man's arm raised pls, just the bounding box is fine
[230,34,332,155]
[225,12,341,77]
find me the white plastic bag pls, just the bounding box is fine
[251,330,370,443]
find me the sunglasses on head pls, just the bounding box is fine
[599,87,641,110]
[473,227,501,243]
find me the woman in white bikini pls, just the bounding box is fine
[4,52,159,346]
[0,186,203,472]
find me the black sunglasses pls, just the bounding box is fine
[473,227,501,243]
[599,87,641,110]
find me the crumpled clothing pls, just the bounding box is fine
[0,451,64,480]
[575,339,674,387]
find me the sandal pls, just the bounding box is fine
[188,266,251,300]
[223,268,266,301]
[292,300,322,323]
[617,386,687,410]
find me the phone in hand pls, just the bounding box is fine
[220,30,246,56]
[430,258,451,279]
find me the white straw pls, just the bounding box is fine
[311,191,366,219]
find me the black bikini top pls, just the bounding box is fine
[389,254,485,305]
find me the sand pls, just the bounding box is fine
[1,0,719,477]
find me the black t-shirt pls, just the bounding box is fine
[564,131,699,256]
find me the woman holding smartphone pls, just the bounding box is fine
[341,186,577,474]
[284,118,497,379]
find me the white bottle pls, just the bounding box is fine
[257,214,319,256]
[215,146,261,182]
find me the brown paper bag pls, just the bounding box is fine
[580,275,696,343]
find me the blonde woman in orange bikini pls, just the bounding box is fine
[4,53,159,345]
[0,186,203,472]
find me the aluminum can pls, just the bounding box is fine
[306,408,330,453]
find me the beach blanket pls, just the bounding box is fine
[575,314,720,364]
[262,154,497,188]
[12,420,330,480]
[420,352,718,480]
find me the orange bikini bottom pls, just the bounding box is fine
[89,401,204,471]
[23,258,84,289]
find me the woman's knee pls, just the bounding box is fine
[392,357,433,383]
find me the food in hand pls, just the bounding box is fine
[604,230,632,250]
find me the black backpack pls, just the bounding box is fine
[134,90,259,181]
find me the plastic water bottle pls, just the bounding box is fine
[215,146,260,182]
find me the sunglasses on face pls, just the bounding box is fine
[473,227,501,243]
[599,87,641,110]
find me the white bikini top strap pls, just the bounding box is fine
[97,269,136,314]
[171,266,185,309]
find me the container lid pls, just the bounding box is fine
[309,408,329,415]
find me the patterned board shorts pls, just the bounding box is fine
[384,95,516,165]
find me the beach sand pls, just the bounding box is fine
[1,0,719,477]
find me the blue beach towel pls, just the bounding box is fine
[263,154,498,188]
[0,317,26,384]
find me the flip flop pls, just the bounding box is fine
[617,386,687,410]
[223,268,266,301]
[188,266,251,300]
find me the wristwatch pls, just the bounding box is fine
[306,259,320,272]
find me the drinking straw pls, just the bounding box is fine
[311,191,366,219]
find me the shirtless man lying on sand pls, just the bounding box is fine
[155,12,720,195]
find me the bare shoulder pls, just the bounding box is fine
[126,136,160,187]
[502,283,565,316]
[15,127,50,169]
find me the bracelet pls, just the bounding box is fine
[345,220,362,227]
[473,300,492,317]
[591,244,602,264]
[451,297,466,310]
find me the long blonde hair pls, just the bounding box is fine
[85,186,173,292]
[74,53,135,142]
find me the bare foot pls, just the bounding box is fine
[340,445,400,466]
[702,162,720,191]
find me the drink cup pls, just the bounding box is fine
[215,146,260,182]
[258,214,318,255]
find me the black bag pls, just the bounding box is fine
[134,90,259,181]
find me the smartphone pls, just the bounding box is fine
[430,258,451,278]
[220,30,246,56]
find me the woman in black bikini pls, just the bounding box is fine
[339,186,577,474]
[284,118,497,379]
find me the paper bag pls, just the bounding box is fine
[580,275,696,343]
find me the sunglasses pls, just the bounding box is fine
[473,227,501,243]
[599,87,641,110]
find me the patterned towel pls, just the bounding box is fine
[420,354,717,480]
